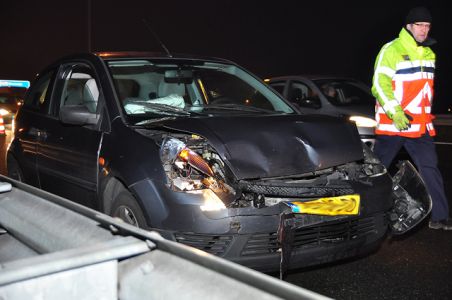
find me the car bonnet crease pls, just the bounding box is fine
[154,114,364,179]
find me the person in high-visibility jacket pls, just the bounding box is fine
[372,6,451,230]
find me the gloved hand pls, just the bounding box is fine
[391,108,410,131]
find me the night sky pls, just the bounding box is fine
[1,0,450,112]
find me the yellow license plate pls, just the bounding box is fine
[287,194,360,216]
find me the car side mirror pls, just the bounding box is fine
[59,105,99,126]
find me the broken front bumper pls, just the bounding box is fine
[277,160,432,274]
[151,173,393,272]
[144,161,431,272]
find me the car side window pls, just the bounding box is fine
[288,82,321,109]
[23,69,56,113]
[320,83,341,105]
[339,83,375,106]
[59,63,100,114]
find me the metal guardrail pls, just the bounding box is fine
[0,176,331,300]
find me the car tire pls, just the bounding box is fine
[111,189,148,229]
[7,156,24,182]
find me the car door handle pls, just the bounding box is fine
[28,127,48,139]
[28,127,40,137]
[38,131,48,139]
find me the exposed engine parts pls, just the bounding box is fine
[160,134,392,209]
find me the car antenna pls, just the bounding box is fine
[142,18,173,58]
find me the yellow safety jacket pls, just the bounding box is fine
[372,28,436,137]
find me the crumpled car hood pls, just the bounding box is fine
[157,114,363,180]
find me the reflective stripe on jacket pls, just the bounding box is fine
[372,28,436,137]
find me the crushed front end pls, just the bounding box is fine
[153,130,433,271]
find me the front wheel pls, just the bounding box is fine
[111,190,148,228]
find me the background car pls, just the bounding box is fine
[0,87,26,127]
[0,94,20,123]
[266,76,376,148]
[7,52,428,272]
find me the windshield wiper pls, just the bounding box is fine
[135,116,178,125]
[133,102,211,125]
[132,101,191,115]
[126,101,211,116]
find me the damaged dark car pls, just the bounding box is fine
[7,52,431,272]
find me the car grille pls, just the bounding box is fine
[238,181,354,197]
[241,213,385,256]
[292,214,381,248]
[175,233,233,256]
[241,232,280,256]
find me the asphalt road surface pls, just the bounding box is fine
[1,121,451,300]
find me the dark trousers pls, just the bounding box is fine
[373,134,450,221]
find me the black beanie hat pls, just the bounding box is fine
[405,7,432,24]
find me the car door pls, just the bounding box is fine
[36,62,104,209]
[10,69,57,187]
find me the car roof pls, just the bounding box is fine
[35,51,239,80]
[93,51,234,64]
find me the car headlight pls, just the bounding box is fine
[189,189,227,211]
[160,136,234,209]
[0,109,11,116]
[160,137,214,177]
[349,116,377,128]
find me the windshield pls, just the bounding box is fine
[314,79,375,107]
[107,59,294,124]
